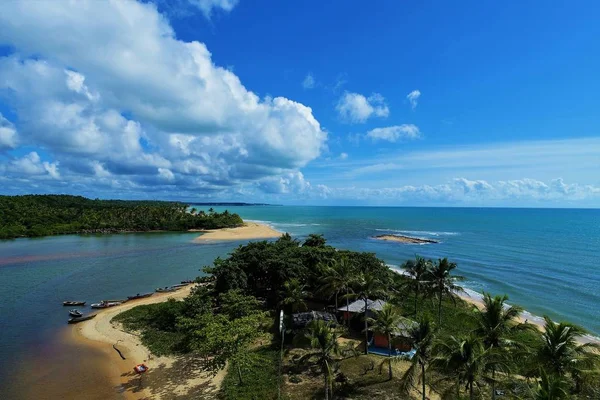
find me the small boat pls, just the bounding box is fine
[155,286,178,293]
[91,301,122,309]
[69,309,83,318]
[68,314,96,324]
[127,292,154,300]
[63,301,86,306]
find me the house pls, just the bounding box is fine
[291,311,338,330]
[372,317,418,352]
[337,298,387,322]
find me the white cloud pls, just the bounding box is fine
[0,113,18,149]
[257,171,310,194]
[302,73,315,89]
[0,0,326,195]
[187,0,239,18]
[4,152,60,179]
[336,91,389,123]
[339,152,348,160]
[406,89,421,110]
[366,124,421,142]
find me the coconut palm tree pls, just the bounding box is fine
[352,272,387,354]
[398,318,435,400]
[534,369,570,400]
[401,256,431,316]
[536,316,600,391]
[432,335,501,400]
[473,292,529,400]
[368,303,403,379]
[318,256,353,313]
[280,278,309,313]
[425,257,465,325]
[300,320,342,400]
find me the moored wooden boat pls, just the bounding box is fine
[127,292,154,300]
[68,314,96,324]
[63,301,86,306]
[69,309,83,318]
[91,301,122,309]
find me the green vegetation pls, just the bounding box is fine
[113,234,600,399]
[0,194,243,239]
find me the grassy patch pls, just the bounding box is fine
[220,346,280,400]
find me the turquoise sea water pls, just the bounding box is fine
[0,206,599,396]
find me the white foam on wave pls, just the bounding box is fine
[374,229,459,237]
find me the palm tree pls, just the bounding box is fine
[300,320,342,400]
[534,369,570,400]
[536,316,600,390]
[401,256,431,316]
[353,272,386,354]
[425,257,465,324]
[368,303,402,379]
[318,257,353,313]
[473,292,528,400]
[280,278,309,313]
[432,335,500,400]
[398,318,435,400]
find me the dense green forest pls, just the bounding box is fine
[115,234,600,399]
[0,194,243,239]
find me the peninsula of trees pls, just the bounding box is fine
[0,194,243,239]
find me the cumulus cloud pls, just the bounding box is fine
[0,0,325,196]
[339,152,348,160]
[302,73,315,89]
[188,0,239,18]
[366,124,421,142]
[3,152,60,179]
[406,89,421,110]
[0,113,18,149]
[336,91,389,123]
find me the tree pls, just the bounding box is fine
[299,320,342,400]
[318,256,354,314]
[534,369,570,400]
[432,335,500,400]
[398,318,435,400]
[401,256,431,316]
[194,312,266,385]
[303,233,327,247]
[353,272,387,354]
[473,292,528,400]
[368,303,403,379]
[280,278,309,313]
[425,257,465,325]
[218,289,263,319]
[536,316,600,391]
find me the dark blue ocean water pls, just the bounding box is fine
[0,206,598,395]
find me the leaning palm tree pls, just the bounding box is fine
[473,292,529,400]
[300,320,342,400]
[536,316,600,391]
[398,318,435,400]
[368,303,402,379]
[434,335,506,400]
[280,278,309,313]
[425,257,465,324]
[401,256,431,316]
[352,272,387,354]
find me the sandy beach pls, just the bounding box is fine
[194,221,282,242]
[72,285,226,400]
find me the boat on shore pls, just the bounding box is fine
[155,286,179,293]
[68,314,96,324]
[69,309,83,318]
[91,301,122,309]
[127,292,154,300]
[63,301,86,306]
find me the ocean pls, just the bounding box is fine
[0,206,599,396]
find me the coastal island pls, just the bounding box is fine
[373,234,438,244]
[0,194,244,239]
[73,233,600,400]
[194,222,281,241]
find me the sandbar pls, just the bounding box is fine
[194,222,282,242]
[374,234,438,244]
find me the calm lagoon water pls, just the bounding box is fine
[1,206,599,396]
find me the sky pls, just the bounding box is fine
[0,0,599,207]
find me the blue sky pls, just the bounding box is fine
[0,0,599,206]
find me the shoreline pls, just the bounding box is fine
[71,285,226,399]
[194,221,282,242]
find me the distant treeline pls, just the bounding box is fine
[0,195,243,239]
